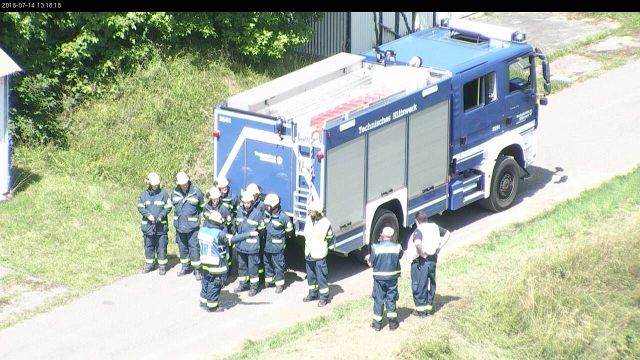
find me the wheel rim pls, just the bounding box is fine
[498,172,514,200]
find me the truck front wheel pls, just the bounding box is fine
[352,209,399,264]
[480,155,520,212]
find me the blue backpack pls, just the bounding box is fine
[198,227,222,265]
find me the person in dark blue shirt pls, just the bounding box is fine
[366,227,403,331]
[136,172,172,275]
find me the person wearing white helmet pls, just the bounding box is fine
[229,189,265,297]
[262,193,294,294]
[170,171,205,280]
[204,187,233,270]
[302,199,334,307]
[215,176,238,218]
[365,226,403,331]
[197,210,230,313]
[245,182,264,212]
[137,172,172,275]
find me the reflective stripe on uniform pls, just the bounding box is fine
[158,258,168,265]
[137,203,145,208]
[200,297,207,304]
[250,277,260,283]
[246,238,258,243]
[145,258,155,264]
[308,284,318,290]
[153,200,164,205]
[319,287,329,294]
[207,301,218,308]
[275,279,285,286]
[387,312,398,319]
[271,239,283,244]
[264,277,274,283]
[416,305,429,312]
[141,221,148,224]
[372,246,401,254]
[203,265,227,274]
[191,260,201,267]
[372,270,401,277]
[187,217,198,222]
[180,258,190,264]
[372,314,383,322]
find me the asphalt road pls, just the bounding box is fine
[2,40,640,360]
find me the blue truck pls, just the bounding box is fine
[212,18,551,261]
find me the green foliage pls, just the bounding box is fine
[0,12,320,146]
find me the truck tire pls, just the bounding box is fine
[352,209,399,264]
[480,155,520,212]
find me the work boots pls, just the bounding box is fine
[234,284,249,293]
[177,265,191,277]
[317,299,328,307]
[159,266,167,276]
[194,269,202,281]
[275,285,284,294]
[389,319,399,331]
[371,322,382,332]
[247,289,258,297]
[142,263,155,274]
[302,294,318,302]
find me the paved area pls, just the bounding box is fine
[2,12,639,360]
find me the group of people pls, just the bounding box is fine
[136,171,335,312]
[136,171,449,325]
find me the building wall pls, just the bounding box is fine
[0,75,9,195]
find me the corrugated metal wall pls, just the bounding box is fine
[298,12,435,58]
[297,12,349,58]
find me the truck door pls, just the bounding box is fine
[503,55,536,129]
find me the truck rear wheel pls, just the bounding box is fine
[352,209,399,264]
[480,155,520,212]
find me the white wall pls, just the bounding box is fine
[0,76,9,197]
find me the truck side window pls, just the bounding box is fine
[508,56,532,93]
[463,72,497,112]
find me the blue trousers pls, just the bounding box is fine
[305,257,329,301]
[372,278,399,324]
[411,258,437,311]
[263,251,286,286]
[237,252,261,290]
[143,233,168,267]
[176,229,200,270]
[200,271,225,309]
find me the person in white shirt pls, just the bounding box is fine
[410,211,450,317]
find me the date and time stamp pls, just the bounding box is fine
[1,1,63,9]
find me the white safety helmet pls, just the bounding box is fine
[146,172,161,186]
[246,183,260,196]
[240,190,254,203]
[176,171,189,185]
[208,187,221,200]
[208,210,223,224]
[381,227,395,238]
[307,200,323,213]
[216,176,229,188]
[264,193,280,207]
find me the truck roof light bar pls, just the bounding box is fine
[440,18,527,43]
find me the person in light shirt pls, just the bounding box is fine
[410,211,450,317]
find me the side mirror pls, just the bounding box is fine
[539,96,548,106]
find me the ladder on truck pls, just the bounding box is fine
[292,129,319,231]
